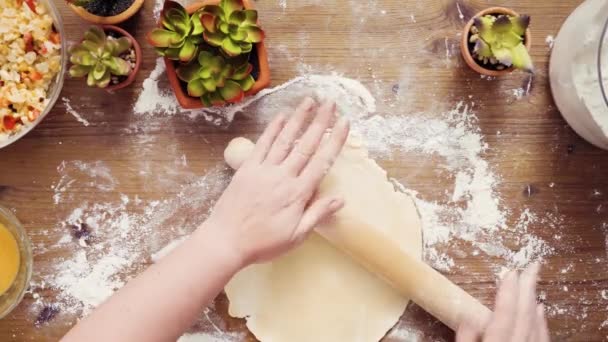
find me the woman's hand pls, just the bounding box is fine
[457,263,550,342]
[204,98,350,267]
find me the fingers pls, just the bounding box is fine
[292,196,344,243]
[284,101,337,175]
[484,271,519,341]
[512,263,541,341]
[264,98,316,165]
[299,117,350,192]
[533,304,551,342]
[250,113,287,164]
[456,323,481,342]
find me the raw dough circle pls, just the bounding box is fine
[224,137,422,342]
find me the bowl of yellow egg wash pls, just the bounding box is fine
[0,206,32,319]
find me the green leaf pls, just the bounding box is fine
[191,13,204,35]
[187,79,206,97]
[103,57,131,76]
[200,93,213,107]
[511,15,530,37]
[202,78,218,92]
[70,50,96,66]
[473,39,492,58]
[208,91,225,106]
[92,62,107,80]
[147,29,181,48]
[97,69,111,88]
[201,5,224,21]
[201,13,218,33]
[221,37,242,56]
[231,63,252,80]
[176,62,201,82]
[219,80,244,103]
[229,10,246,25]
[242,10,257,25]
[231,28,247,41]
[203,31,225,47]
[492,47,512,67]
[474,16,496,44]
[221,0,244,18]
[113,37,132,55]
[243,26,264,43]
[511,43,534,73]
[238,75,255,92]
[499,31,523,49]
[492,15,512,34]
[179,39,198,62]
[81,39,103,55]
[69,64,91,78]
[164,47,181,60]
[198,50,215,66]
[84,26,105,45]
[239,42,252,54]
[219,22,230,34]
[86,71,96,87]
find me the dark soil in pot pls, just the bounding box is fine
[83,0,135,17]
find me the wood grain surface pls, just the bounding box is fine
[1,0,606,341]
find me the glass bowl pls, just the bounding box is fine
[0,206,33,319]
[0,0,68,149]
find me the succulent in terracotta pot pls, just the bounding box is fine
[69,26,141,91]
[147,0,270,110]
[65,0,144,25]
[461,7,533,76]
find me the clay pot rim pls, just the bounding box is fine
[68,0,144,25]
[162,0,271,110]
[460,7,533,77]
[70,25,142,91]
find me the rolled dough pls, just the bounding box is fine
[224,136,423,342]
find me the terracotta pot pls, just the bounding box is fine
[71,25,142,91]
[68,0,144,25]
[460,7,532,77]
[162,0,271,109]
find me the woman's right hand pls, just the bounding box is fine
[457,263,550,342]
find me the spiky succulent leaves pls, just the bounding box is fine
[69,27,133,88]
[471,14,533,73]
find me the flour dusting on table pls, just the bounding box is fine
[33,74,559,340]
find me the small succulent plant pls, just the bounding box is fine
[469,14,533,73]
[147,0,204,63]
[176,50,255,106]
[69,26,133,88]
[199,0,264,57]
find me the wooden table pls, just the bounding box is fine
[1,0,606,341]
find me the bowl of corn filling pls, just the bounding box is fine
[0,0,66,149]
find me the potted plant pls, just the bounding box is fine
[68,26,142,91]
[66,0,145,25]
[461,7,533,76]
[147,0,270,109]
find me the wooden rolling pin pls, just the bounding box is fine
[224,137,492,332]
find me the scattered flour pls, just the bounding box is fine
[38,74,558,338]
[62,97,90,127]
[545,35,555,49]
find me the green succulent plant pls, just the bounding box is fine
[469,14,533,73]
[147,0,204,63]
[199,0,264,57]
[176,50,255,106]
[68,26,132,88]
